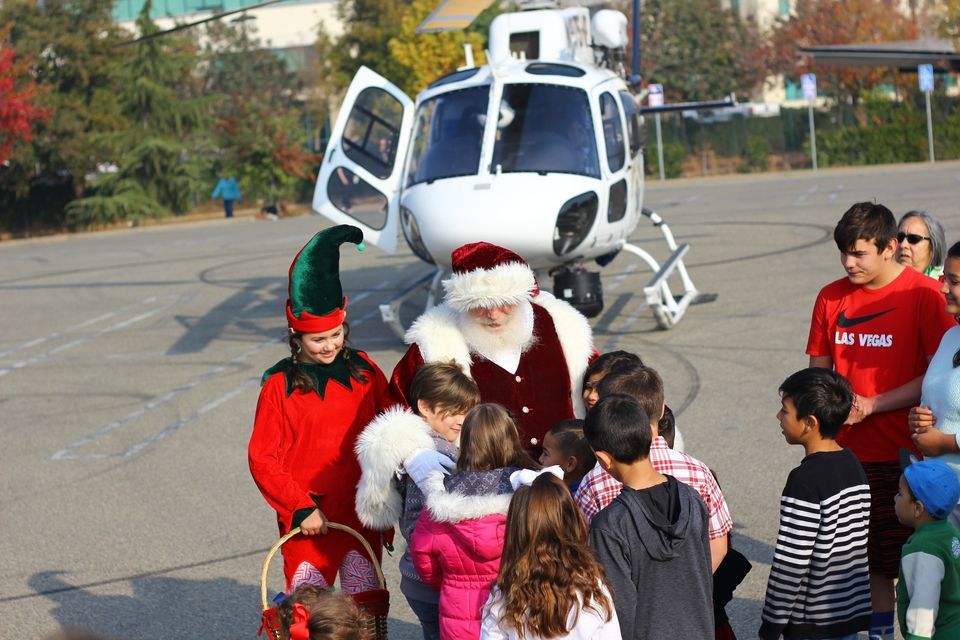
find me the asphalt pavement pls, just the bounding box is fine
[2,161,959,639]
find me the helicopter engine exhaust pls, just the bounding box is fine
[553,266,603,318]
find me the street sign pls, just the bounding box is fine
[801,73,817,101]
[919,64,934,92]
[648,83,664,107]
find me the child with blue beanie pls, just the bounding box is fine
[895,458,960,639]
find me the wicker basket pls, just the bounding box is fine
[259,523,389,640]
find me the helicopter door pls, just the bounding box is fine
[596,90,630,225]
[313,66,414,253]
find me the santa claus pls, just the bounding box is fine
[390,241,595,452]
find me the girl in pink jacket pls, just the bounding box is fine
[410,404,539,640]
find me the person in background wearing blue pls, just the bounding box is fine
[212,175,240,218]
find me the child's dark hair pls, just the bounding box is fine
[834,202,897,253]
[778,368,853,439]
[597,365,664,426]
[584,394,652,463]
[277,584,371,640]
[408,361,481,416]
[547,419,596,478]
[658,405,676,448]
[459,403,540,471]
[584,350,644,385]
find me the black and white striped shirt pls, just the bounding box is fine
[759,448,872,639]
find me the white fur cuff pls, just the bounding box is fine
[354,406,435,529]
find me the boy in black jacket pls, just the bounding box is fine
[585,394,713,640]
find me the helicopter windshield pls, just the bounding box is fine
[406,87,488,187]
[492,84,600,178]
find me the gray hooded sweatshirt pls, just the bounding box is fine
[588,475,714,640]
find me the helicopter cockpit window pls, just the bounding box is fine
[342,88,403,180]
[406,87,488,187]
[600,92,625,173]
[326,167,389,230]
[492,84,600,178]
[619,90,645,157]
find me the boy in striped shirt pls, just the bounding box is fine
[760,368,872,640]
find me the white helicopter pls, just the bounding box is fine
[312,1,719,336]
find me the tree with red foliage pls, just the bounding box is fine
[0,42,48,165]
[767,0,917,122]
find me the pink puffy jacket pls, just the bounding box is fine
[409,472,513,640]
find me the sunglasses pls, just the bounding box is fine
[897,232,930,245]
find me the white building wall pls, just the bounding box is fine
[118,0,342,50]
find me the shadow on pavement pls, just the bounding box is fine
[30,570,427,640]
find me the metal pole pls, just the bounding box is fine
[632,0,640,78]
[655,112,665,181]
[808,101,818,170]
[925,90,935,163]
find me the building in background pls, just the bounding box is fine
[113,0,343,62]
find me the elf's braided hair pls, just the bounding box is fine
[288,323,369,393]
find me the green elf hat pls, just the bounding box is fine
[285,225,365,333]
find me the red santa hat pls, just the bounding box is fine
[442,241,540,312]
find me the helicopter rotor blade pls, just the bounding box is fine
[415,0,497,34]
[117,0,290,46]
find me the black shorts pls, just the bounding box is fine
[863,461,912,579]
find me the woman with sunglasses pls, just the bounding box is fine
[897,210,946,279]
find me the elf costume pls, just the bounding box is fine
[390,242,595,454]
[248,224,395,590]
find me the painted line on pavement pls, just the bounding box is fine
[50,338,279,460]
[0,297,158,360]
[52,290,385,461]
[0,296,190,378]
[794,185,818,205]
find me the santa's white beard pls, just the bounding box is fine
[459,300,536,367]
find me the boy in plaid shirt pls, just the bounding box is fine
[574,365,732,571]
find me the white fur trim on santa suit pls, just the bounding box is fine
[405,292,593,416]
[354,406,435,530]
[404,305,474,375]
[533,291,593,417]
[420,472,513,523]
[442,261,537,313]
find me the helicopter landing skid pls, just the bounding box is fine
[379,267,446,341]
[620,207,705,330]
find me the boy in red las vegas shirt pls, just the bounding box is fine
[806,201,955,640]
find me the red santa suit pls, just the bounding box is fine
[390,242,594,451]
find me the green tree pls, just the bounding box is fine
[316,0,411,95]
[388,0,491,95]
[767,0,917,123]
[613,0,765,102]
[66,0,207,227]
[201,20,317,205]
[316,0,502,99]
[0,0,125,203]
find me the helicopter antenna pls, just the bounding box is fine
[630,0,640,81]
